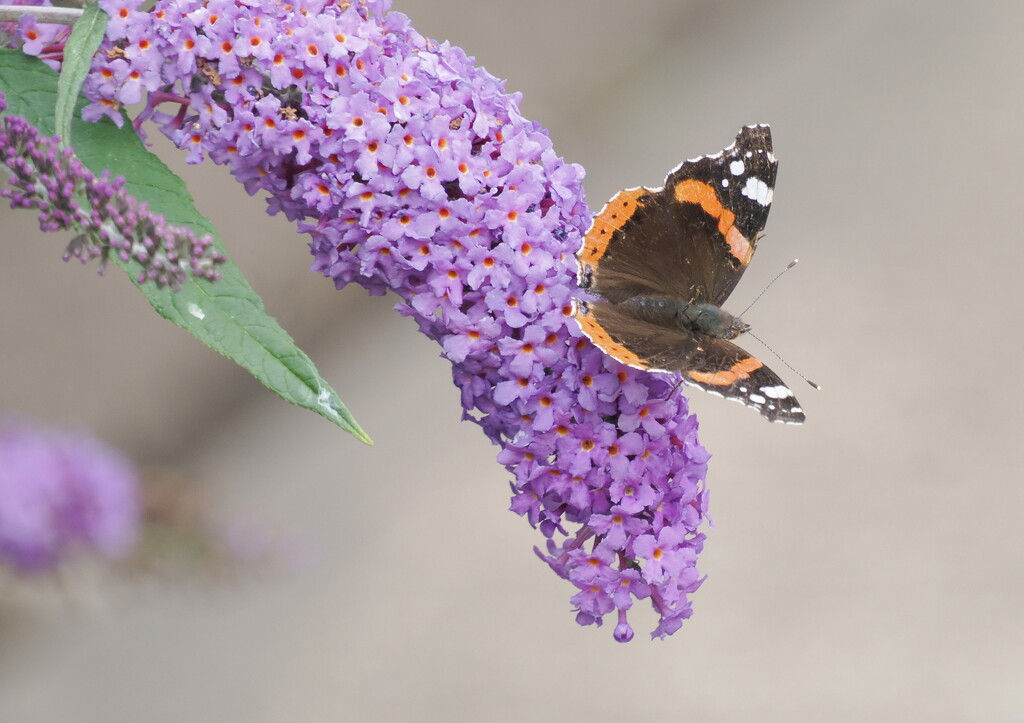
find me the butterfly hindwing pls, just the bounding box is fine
[573,299,698,372]
[575,299,804,424]
[679,337,805,424]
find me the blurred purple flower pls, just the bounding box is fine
[0,417,140,574]
[72,0,712,639]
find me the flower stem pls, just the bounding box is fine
[0,5,82,24]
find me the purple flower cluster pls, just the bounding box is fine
[0,94,225,289]
[0,416,140,574]
[78,0,711,639]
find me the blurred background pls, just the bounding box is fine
[1,0,1022,720]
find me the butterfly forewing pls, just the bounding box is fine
[661,124,778,305]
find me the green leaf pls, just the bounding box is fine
[0,49,372,444]
[55,2,107,146]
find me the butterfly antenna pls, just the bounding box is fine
[738,258,800,318]
[746,330,821,390]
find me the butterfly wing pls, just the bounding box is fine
[661,124,778,305]
[576,125,778,307]
[573,299,701,372]
[574,299,804,424]
[575,185,708,304]
[677,337,805,425]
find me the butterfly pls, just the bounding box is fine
[573,124,805,423]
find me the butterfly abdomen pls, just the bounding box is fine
[616,295,683,326]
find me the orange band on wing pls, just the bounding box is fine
[673,179,753,265]
[688,356,762,386]
[572,302,648,370]
[578,187,649,266]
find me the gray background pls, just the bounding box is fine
[2,0,1022,720]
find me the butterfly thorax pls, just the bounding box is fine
[618,296,749,340]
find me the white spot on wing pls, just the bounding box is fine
[729,160,745,175]
[721,178,729,187]
[761,385,793,399]
[741,176,772,206]
[749,393,766,404]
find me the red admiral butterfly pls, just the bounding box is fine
[573,124,805,424]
